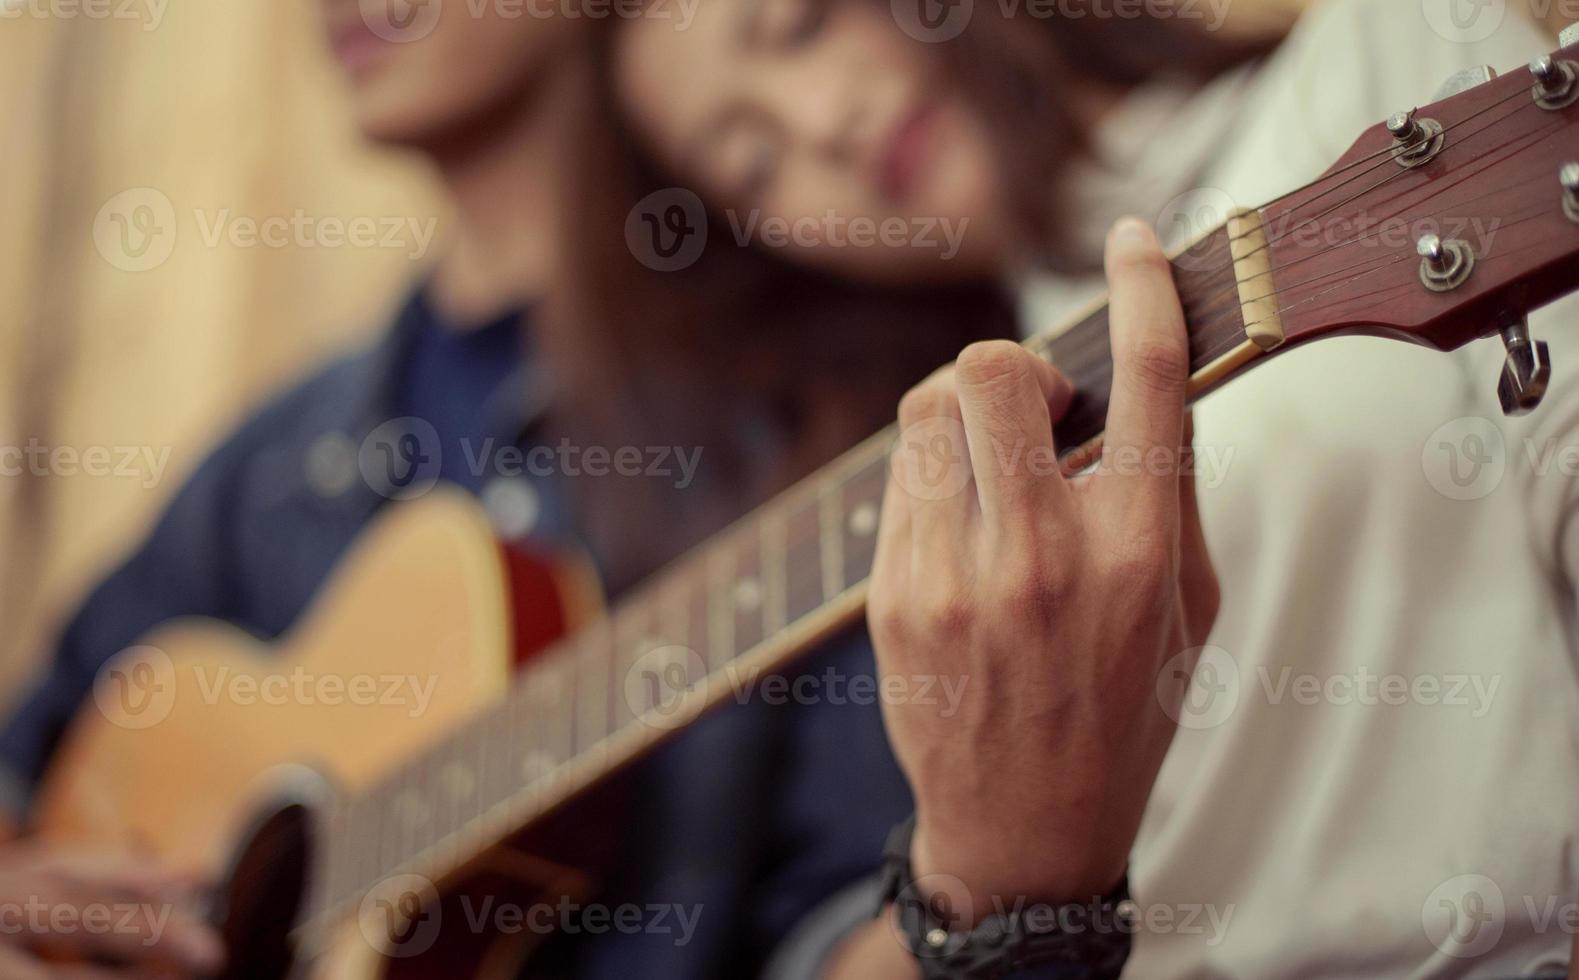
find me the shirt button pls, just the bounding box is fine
[482,477,540,541]
[305,431,359,499]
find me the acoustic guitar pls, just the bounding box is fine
[34,34,1579,978]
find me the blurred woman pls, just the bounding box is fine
[0,2,1020,978]
[576,1,1579,977]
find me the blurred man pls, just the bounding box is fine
[0,0,588,971]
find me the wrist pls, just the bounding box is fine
[911,808,1127,918]
[880,814,1136,980]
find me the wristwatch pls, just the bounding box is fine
[876,815,1136,979]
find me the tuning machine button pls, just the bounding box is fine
[1417,234,1475,292]
[1562,162,1579,224]
[1497,318,1552,417]
[1531,55,1579,110]
[1432,65,1497,101]
[1387,110,1445,169]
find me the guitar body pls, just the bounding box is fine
[33,490,606,979]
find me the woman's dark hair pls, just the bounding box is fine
[542,5,1277,589]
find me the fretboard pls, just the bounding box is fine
[309,225,1253,927]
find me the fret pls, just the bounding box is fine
[519,657,570,809]
[438,718,482,861]
[378,772,404,885]
[660,569,692,647]
[840,447,888,589]
[819,477,844,602]
[526,653,573,775]
[730,526,766,655]
[684,563,712,671]
[479,697,514,829]
[761,507,787,637]
[572,628,612,762]
[706,544,734,672]
[612,601,658,729]
[783,495,824,625]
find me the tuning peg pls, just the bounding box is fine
[1531,55,1579,109]
[1497,318,1551,417]
[1387,110,1444,168]
[1561,162,1579,223]
[1432,65,1497,101]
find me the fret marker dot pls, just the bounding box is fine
[849,503,878,537]
[521,749,556,782]
[733,578,763,612]
[533,670,565,702]
[394,790,431,827]
[440,763,476,799]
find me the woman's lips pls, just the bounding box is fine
[330,19,388,74]
[877,102,937,205]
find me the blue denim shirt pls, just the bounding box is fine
[0,291,1102,978]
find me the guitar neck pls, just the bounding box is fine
[306,40,1579,937]
[304,223,1262,930]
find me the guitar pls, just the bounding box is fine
[34,34,1579,979]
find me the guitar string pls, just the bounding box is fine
[1155,85,1545,331]
[309,82,1574,918]
[1027,89,1553,376]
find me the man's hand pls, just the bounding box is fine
[868,216,1220,917]
[0,841,224,978]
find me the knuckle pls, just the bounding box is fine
[1108,532,1174,590]
[868,589,910,648]
[995,536,1075,603]
[897,381,955,427]
[918,590,974,640]
[955,340,1031,394]
[1125,336,1188,394]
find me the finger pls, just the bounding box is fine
[0,946,50,980]
[1176,414,1220,644]
[870,444,915,654]
[44,852,187,904]
[1103,217,1190,517]
[892,366,975,543]
[26,895,221,975]
[952,341,1075,528]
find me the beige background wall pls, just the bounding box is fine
[0,0,1560,708]
[0,0,448,707]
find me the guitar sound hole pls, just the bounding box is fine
[208,801,313,980]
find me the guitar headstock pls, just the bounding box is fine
[1260,33,1579,416]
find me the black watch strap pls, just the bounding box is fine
[876,815,1135,980]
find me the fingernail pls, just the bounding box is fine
[1111,216,1154,248]
[176,928,225,971]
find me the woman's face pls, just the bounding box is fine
[321,0,576,146]
[614,0,1010,283]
